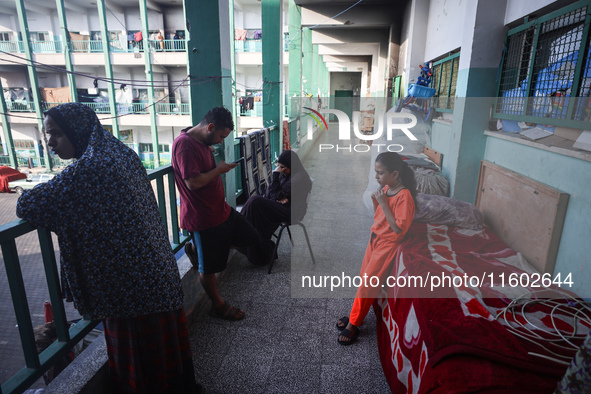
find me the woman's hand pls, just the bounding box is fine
[278,198,288,204]
[371,189,387,205]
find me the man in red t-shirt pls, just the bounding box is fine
[172,106,260,320]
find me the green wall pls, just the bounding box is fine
[430,64,591,298]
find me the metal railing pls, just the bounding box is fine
[69,40,104,53]
[0,41,23,53]
[0,38,188,54]
[0,165,189,394]
[234,39,262,53]
[5,102,35,112]
[38,102,190,116]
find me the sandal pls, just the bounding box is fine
[336,316,349,331]
[209,302,245,321]
[185,242,199,270]
[338,327,359,346]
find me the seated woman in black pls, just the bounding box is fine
[241,150,312,262]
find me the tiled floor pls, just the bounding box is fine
[188,125,392,393]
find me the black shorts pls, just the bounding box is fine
[194,208,259,274]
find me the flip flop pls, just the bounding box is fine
[337,327,359,346]
[209,302,245,321]
[336,316,349,331]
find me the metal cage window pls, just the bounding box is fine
[495,0,591,128]
[431,52,460,112]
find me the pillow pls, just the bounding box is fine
[413,193,484,230]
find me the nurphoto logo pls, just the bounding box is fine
[302,106,420,153]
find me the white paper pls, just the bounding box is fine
[520,127,553,140]
[573,130,591,152]
[496,119,502,130]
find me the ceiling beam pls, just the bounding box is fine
[63,1,88,14]
[104,0,125,15]
[146,0,162,13]
[23,2,52,16]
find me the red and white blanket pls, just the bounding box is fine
[374,222,590,393]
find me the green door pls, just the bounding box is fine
[334,89,353,122]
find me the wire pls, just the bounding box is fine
[104,4,127,32]
[494,289,591,364]
[286,0,363,51]
[0,49,231,88]
[307,0,363,30]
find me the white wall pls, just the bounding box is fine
[504,0,557,24]
[243,6,261,29]
[36,73,61,88]
[125,9,143,31]
[162,7,184,38]
[245,70,263,90]
[0,14,17,32]
[329,71,361,95]
[0,72,28,88]
[65,10,90,34]
[424,0,464,62]
[25,10,56,35]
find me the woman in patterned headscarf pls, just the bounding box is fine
[17,103,201,393]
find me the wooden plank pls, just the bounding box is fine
[475,161,569,274]
[423,146,443,167]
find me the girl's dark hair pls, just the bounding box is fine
[375,152,417,203]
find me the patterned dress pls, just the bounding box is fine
[17,103,197,393]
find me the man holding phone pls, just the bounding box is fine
[172,106,260,321]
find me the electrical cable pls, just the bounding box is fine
[494,289,591,365]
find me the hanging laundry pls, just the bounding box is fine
[235,29,247,41]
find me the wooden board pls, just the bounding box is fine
[423,146,443,167]
[475,161,569,274]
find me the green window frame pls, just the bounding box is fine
[495,0,591,129]
[139,143,169,153]
[431,52,460,112]
[138,143,152,153]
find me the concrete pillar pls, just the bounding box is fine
[139,0,159,167]
[55,0,77,102]
[288,1,302,118]
[184,0,236,205]
[451,0,507,202]
[262,0,283,156]
[0,78,18,168]
[15,0,50,170]
[97,0,120,140]
[302,28,312,95]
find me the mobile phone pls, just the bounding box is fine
[231,157,244,164]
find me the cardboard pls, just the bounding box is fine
[554,126,583,141]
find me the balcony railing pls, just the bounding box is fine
[35,102,190,116]
[0,165,189,394]
[0,40,24,53]
[5,101,36,112]
[0,38,187,54]
[0,39,63,53]
[235,39,262,53]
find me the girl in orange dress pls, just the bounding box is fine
[337,152,417,345]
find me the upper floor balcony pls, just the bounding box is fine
[0,38,186,55]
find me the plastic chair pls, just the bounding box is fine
[267,182,316,274]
